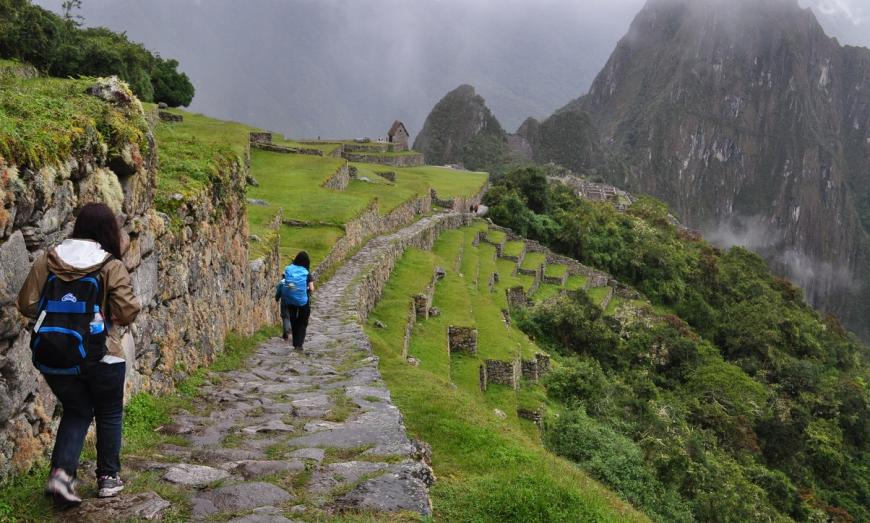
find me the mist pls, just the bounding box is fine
[703,215,859,303]
[33,0,870,139]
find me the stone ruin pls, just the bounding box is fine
[520,353,551,382]
[479,359,520,391]
[158,110,183,123]
[517,407,543,426]
[505,286,530,313]
[375,171,397,182]
[447,326,477,356]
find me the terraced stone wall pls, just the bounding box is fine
[0,94,280,480]
[312,195,433,282]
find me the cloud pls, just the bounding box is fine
[814,0,868,26]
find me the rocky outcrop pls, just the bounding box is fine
[0,79,280,479]
[413,85,510,171]
[569,0,870,340]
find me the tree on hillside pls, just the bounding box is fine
[151,58,194,107]
[0,0,195,106]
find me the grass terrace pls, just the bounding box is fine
[502,240,525,258]
[520,251,547,271]
[365,222,647,522]
[544,264,567,279]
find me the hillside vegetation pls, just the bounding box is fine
[0,0,194,106]
[483,166,870,522]
[366,223,648,522]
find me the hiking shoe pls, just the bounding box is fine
[46,468,82,507]
[97,474,125,498]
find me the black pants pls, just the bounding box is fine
[43,361,126,478]
[281,303,311,348]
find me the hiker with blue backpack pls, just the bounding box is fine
[275,251,314,350]
[16,203,141,507]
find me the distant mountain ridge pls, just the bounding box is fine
[419,0,870,340]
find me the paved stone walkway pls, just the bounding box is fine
[66,214,473,522]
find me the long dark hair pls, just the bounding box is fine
[71,203,122,259]
[293,251,310,270]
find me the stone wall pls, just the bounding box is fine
[486,222,611,287]
[322,162,350,191]
[506,286,530,313]
[249,132,324,156]
[375,171,396,183]
[341,152,425,168]
[0,89,280,480]
[158,111,183,123]
[520,353,551,382]
[344,142,389,153]
[431,182,489,214]
[447,326,477,356]
[312,194,433,283]
[342,213,475,322]
[481,359,520,390]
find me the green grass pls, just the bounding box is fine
[0,75,149,169]
[604,296,623,316]
[502,241,525,258]
[533,284,564,303]
[520,252,547,272]
[587,287,611,308]
[566,275,589,290]
[544,264,567,279]
[485,230,506,245]
[365,223,648,522]
[151,108,258,207]
[277,224,345,268]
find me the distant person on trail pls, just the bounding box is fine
[275,251,314,351]
[16,203,141,507]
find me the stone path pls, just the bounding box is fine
[67,213,472,521]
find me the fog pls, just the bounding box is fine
[703,215,858,300]
[34,0,870,139]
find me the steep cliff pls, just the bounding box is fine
[413,85,510,171]
[0,73,279,478]
[544,0,870,339]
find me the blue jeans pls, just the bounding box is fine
[44,361,126,478]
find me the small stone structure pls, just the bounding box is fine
[505,286,530,312]
[517,407,543,426]
[375,171,397,182]
[480,359,520,390]
[158,110,183,123]
[388,120,410,152]
[447,326,477,355]
[249,132,273,144]
[414,293,431,320]
[520,353,551,382]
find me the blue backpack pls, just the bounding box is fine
[281,265,309,306]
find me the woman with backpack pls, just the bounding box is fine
[275,251,314,350]
[16,203,141,507]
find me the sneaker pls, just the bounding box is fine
[45,468,82,507]
[97,474,125,498]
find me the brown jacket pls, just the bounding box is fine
[16,239,141,359]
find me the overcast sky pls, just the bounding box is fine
[34,0,870,139]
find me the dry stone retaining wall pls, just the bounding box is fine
[322,163,350,191]
[312,195,433,283]
[0,96,279,480]
[447,326,477,356]
[342,152,425,168]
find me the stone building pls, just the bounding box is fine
[388,120,410,152]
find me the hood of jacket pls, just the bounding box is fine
[47,239,112,280]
